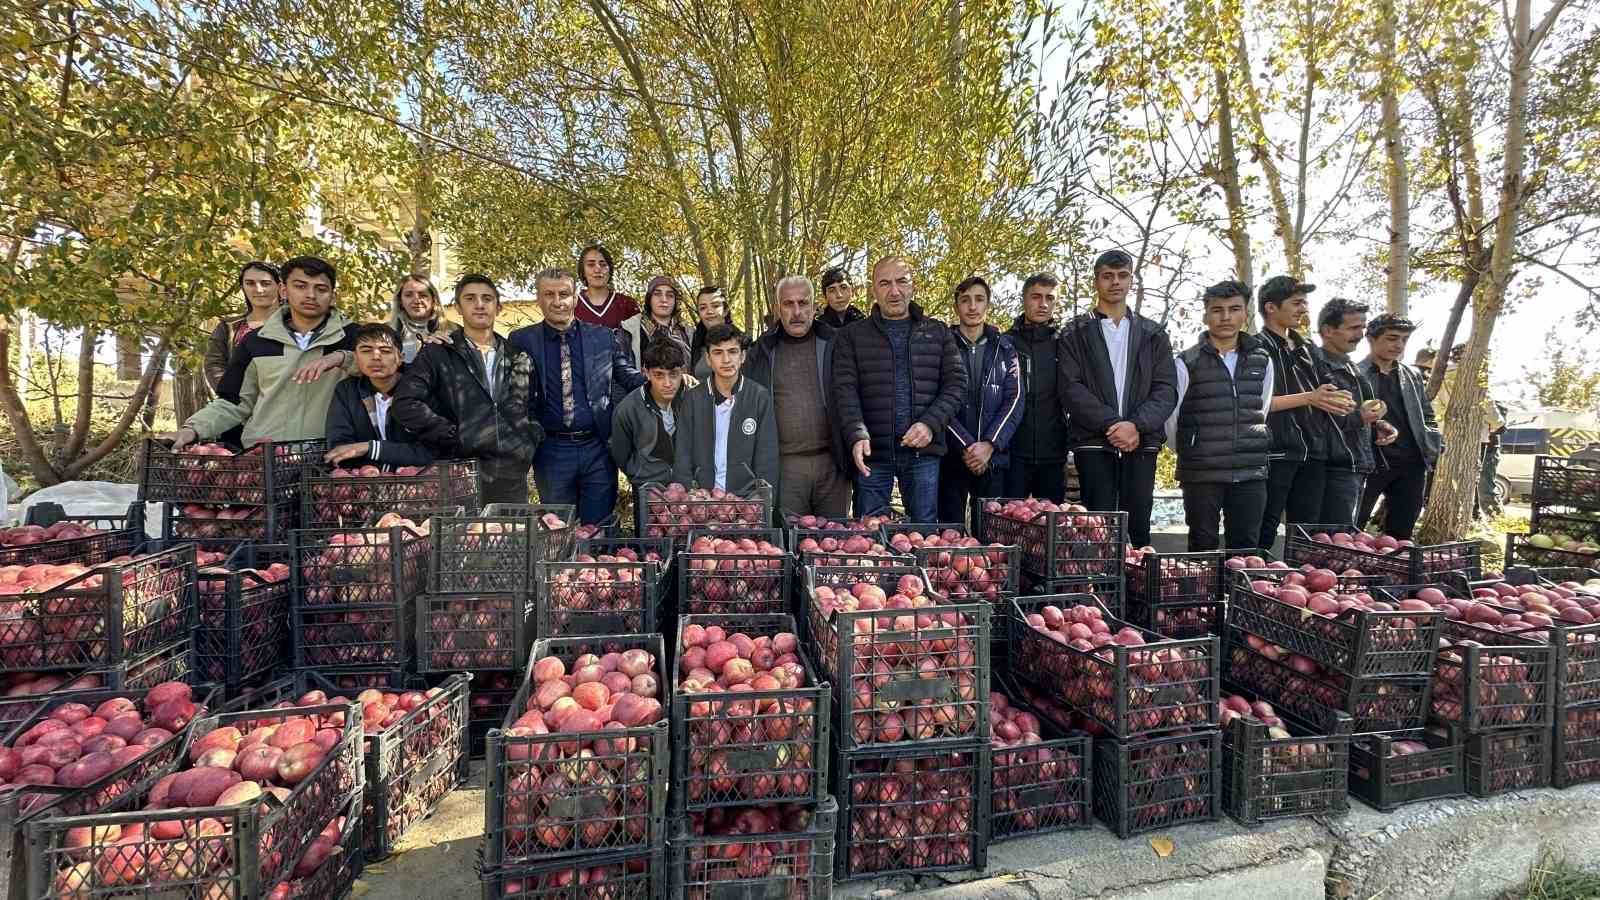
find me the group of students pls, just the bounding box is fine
[173,246,1444,551]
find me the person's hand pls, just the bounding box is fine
[293,351,346,384]
[964,441,994,474]
[421,331,451,346]
[682,374,700,390]
[169,427,198,451]
[1106,421,1139,452]
[851,439,872,477]
[1309,383,1355,415]
[324,442,372,465]
[901,423,933,449]
[1375,420,1399,446]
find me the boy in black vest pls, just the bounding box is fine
[1165,281,1274,551]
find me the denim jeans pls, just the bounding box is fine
[854,449,940,522]
[533,437,619,525]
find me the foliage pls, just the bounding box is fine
[1524,329,1600,411]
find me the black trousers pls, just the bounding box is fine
[1182,479,1268,552]
[1359,464,1429,540]
[1002,460,1066,504]
[1260,459,1338,547]
[479,471,530,506]
[1319,467,1365,529]
[1074,450,1159,547]
[939,455,1006,530]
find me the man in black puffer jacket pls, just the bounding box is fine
[1165,282,1273,551]
[1057,250,1179,548]
[1005,273,1067,502]
[832,256,967,521]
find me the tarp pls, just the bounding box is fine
[13,481,161,537]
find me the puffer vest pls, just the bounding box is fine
[1175,336,1270,484]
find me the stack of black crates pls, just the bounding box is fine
[1509,455,1600,569]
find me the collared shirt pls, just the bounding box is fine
[1164,351,1275,447]
[373,391,393,439]
[1098,312,1132,415]
[480,348,497,401]
[712,379,739,491]
[538,324,595,433]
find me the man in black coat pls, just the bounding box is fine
[1358,313,1441,540]
[1056,250,1178,548]
[1005,272,1068,502]
[832,256,967,522]
[323,324,434,469]
[392,274,542,504]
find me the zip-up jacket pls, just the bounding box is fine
[1173,334,1271,484]
[508,321,647,446]
[185,307,357,447]
[1005,317,1066,463]
[673,376,781,495]
[1359,358,1443,469]
[610,384,688,486]
[819,306,865,330]
[1258,327,1322,462]
[832,303,968,458]
[324,375,435,469]
[742,321,847,475]
[391,329,540,480]
[947,324,1023,471]
[1311,345,1376,473]
[1056,310,1179,452]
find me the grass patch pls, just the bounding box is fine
[1509,851,1600,899]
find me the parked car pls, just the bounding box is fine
[1496,408,1600,503]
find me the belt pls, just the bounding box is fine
[549,430,597,441]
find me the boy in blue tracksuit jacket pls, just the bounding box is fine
[939,277,1023,526]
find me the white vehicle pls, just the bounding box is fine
[1496,408,1600,503]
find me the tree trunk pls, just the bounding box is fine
[116,333,142,380]
[1426,258,1481,400]
[1417,304,1492,543]
[174,362,207,423]
[0,320,63,486]
[1214,66,1253,289]
[1232,30,1300,275]
[1377,0,1411,314]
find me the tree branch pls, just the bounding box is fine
[63,328,96,461]
[63,331,172,481]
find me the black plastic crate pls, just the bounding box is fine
[671,613,830,812]
[195,543,291,697]
[1554,701,1600,788]
[1223,626,1431,734]
[137,437,322,507]
[479,847,663,900]
[1227,569,1443,677]
[162,498,299,550]
[0,668,118,737]
[0,544,196,673]
[678,528,793,616]
[670,799,836,899]
[977,501,1126,582]
[1533,454,1600,514]
[783,506,901,543]
[290,523,429,670]
[791,527,895,559]
[1430,620,1552,731]
[1507,532,1600,570]
[1009,595,1218,739]
[464,669,521,758]
[1019,572,1125,618]
[301,459,481,527]
[1446,724,1553,797]
[1530,509,1600,546]
[1125,550,1225,639]
[0,505,143,567]
[430,506,578,595]
[417,592,535,673]
[1286,524,1483,585]
[484,633,669,868]
[1222,711,1350,826]
[802,565,990,750]
[989,680,1092,842]
[1092,729,1221,839]
[834,742,988,881]
[23,699,362,899]
[1465,599,1600,710]
[886,533,1022,603]
[1347,729,1465,811]
[635,481,774,544]
[284,794,365,899]
[118,637,196,692]
[535,540,673,647]
[364,673,471,859]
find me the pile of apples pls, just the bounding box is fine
[1226,632,1427,733]
[1111,730,1216,832]
[843,750,979,876]
[1014,601,1213,736]
[298,513,427,606]
[1353,736,1448,785]
[496,649,664,859]
[676,624,817,805]
[808,576,982,745]
[309,464,437,524]
[1430,621,1544,729]
[487,856,651,898]
[422,595,522,670]
[1238,568,1437,654]
[641,483,767,539]
[0,522,104,547]
[682,535,787,615]
[679,804,822,890]
[1558,705,1600,785]
[988,692,1087,837]
[172,504,269,542]
[980,498,1117,579]
[887,529,1014,601]
[786,512,898,532]
[196,558,289,684]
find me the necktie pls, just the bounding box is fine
[560,333,575,428]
